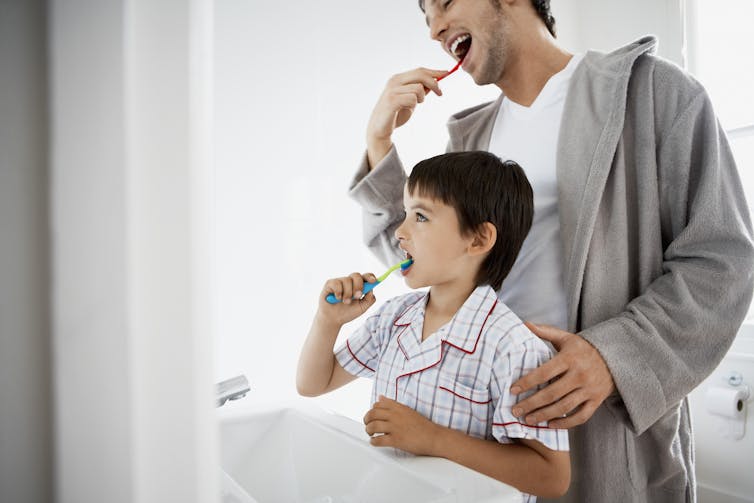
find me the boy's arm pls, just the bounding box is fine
[364,396,570,498]
[296,314,358,396]
[296,273,378,397]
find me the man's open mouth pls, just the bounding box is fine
[449,33,472,61]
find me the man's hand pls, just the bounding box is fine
[510,323,615,429]
[363,395,441,455]
[366,68,447,169]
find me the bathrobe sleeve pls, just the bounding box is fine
[579,83,754,435]
[347,147,408,268]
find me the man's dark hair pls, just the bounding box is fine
[418,0,556,38]
[407,151,533,291]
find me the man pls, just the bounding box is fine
[347,0,754,501]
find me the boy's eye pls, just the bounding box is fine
[415,212,428,223]
[443,0,453,8]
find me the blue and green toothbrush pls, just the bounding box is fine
[325,258,413,304]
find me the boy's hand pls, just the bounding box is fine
[318,272,378,326]
[363,395,441,456]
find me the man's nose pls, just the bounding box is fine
[428,13,447,42]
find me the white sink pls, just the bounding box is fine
[219,404,521,503]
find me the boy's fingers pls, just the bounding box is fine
[346,272,365,301]
[370,433,394,447]
[324,279,343,300]
[365,420,392,436]
[359,292,376,311]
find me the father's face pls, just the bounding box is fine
[423,0,511,86]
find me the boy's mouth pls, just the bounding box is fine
[401,253,413,276]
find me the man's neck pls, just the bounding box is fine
[496,33,573,107]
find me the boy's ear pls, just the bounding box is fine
[468,222,497,256]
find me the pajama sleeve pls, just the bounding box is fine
[334,299,397,378]
[491,342,570,452]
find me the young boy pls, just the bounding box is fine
[296,151,570,500]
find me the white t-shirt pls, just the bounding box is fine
[488,54,583,329]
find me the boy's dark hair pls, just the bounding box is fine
[407,151,533,291]
[418,0,556,38]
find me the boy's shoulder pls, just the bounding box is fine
[484,296,556,357]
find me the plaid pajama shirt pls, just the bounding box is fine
[335,285,569,502]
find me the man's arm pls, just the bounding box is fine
[364,396,570,498]
[366,68,446,170]
[511,83,754,433]
[350,68,449,267]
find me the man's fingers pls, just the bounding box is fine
[525,322,570,347]
[387,69,446,97]
[512,374,574,418]
[510,357,567,395]
[545,400,597,429]
[520,388,587,425]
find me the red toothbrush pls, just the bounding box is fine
[437,58,464,82]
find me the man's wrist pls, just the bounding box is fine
[366,138,393,171]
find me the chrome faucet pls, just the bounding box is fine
[216,375,250,407]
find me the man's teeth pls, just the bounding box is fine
[450,34,470,58]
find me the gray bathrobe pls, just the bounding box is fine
[348,36,754,502]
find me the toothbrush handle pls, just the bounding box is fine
[325,281,379,304]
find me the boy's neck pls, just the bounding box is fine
[424,281,478,338]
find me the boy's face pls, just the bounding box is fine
[395,186,479,290]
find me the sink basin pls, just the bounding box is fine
[219,404,521,503]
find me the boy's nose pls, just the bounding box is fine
[394,219,408,241]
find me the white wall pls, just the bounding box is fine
[212,0,497,419]
[212,0,685,420]
[556,0,684,66]
[0,1,53,501]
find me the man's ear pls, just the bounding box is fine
[468,222,497,256]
